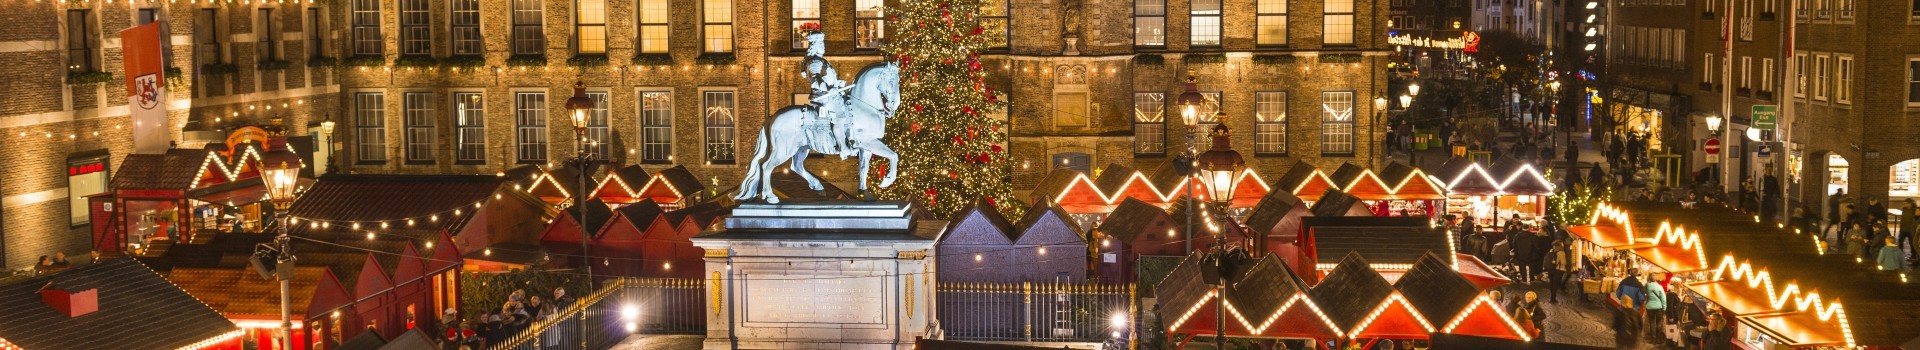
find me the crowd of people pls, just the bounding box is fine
[1802,191,1920,272]
[439,287,576,350]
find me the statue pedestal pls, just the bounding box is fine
[693,200,944,350]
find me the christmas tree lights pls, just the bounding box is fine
[876,0,1019,219]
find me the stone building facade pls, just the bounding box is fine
[1,0,1388,268]
[0,1,337,269]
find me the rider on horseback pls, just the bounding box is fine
[801,28,854,158]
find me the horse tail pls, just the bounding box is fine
[735,127,771,200]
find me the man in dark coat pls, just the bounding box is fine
[1510,225,1542,284]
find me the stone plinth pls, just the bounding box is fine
[692,200,943,350]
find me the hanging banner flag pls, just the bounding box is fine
[120,22,169,154]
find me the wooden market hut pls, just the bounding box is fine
[1374,162,1448,216]
[1435,157,1501,196]
[536,198,616,265]
[94,146,285,258]
[1309,188,1375,218]
[0,259,243,350]
[1090,198,1184,283]
[1273,161,1337,202]
[1243,190,1312,258]
[1310,253,1431,341]
[1153,251,1341,341]
[935,201,1019,284]
[1297,216,1451,279]
[1009,202,1090,283]
[587,165,654,205]
[1397,254,1532,341]
[591,199,706,279]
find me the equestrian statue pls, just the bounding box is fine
[734,25,902,204]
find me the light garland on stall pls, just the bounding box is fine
[1048,168,1272,207]
[1586,202,1636,241]
[175,329,245,350]
[1439,162,1558,195]
[1346,293,1435,339]
[1338,168,1447,199]
[1440,294,1534,342]
[1708,254,1856,347]
[1650,221,1711,270]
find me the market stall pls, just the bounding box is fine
[1438,157,1554,228]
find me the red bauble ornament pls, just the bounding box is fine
[979,154,992,163]
[945,86,954,92]
[938,2,949,8]
[952,136,964,144]
[990,144,1004,153]
[900,55,913,65]
[961,106,974,115]
[910,123,922,132]
[925,189,938,197]
[972,26,985,35]
[942,58,953,64]
[948,172,959,179]
[968,127,978,138]
[951,35,963,42]
[968,60,981,71]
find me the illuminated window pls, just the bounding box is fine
[1320,91,1355,155]
[1256,0,1288,46]
[1191,0,1221,46]
[981,0,1009,49]
[1256,91,1287,155]
[638,0,669,53]
[792,0,820,50]
[67,152,109,227]
[855,0,886,49]
[350,0,381,56]
[703,0,734,52]
[66,10,97,73]
[577,0,607,54]
[586,91,611,160]
[703,90,736,163]
[1835,54,1852,104]
[1324,0,1355,44]
[1135,0,1165,46]
[640,91,674,163]
[454,92,486,164]
[1134,92,1166,154]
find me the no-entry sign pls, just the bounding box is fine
[1705,138,1722,154]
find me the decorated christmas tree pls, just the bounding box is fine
[876,0,1019,219]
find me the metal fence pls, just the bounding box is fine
[484,277,709,350]
[937,282,1133,343]
[610,277,709,335]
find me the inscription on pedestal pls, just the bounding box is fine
[744,274,887,327]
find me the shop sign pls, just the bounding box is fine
[1751,105,1777,129]
[1388,32,1470,50]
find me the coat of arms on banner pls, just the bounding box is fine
[134,73,161,109]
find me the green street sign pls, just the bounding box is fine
[1752,105,1778,129]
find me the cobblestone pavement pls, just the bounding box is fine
[610,334,704,350]
[1501,278,1667,350]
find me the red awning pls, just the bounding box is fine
[1455,254,1512,290]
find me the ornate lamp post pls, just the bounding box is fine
[258,136,303,350]
[1176,71,1208,254]
[563,81,597,347]
[1198,125,1246,209]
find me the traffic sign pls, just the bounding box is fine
[1705,138,1722,154]
[1752,105,1778,129]
[1758,144,1772,158]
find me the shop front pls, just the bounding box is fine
[1437,158,1554,229]
[95,129,288,256]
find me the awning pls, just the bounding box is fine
[1567,225,1637,249]
[1629,245,1707,273]
[1453,254,1511,290]
[1741,312,1848,347]
[1683,281,1781,316]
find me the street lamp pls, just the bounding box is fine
[258,136,303,350]
[1198,125,1246,207]
[1400,94,1414,110]
[562,80,597,348]
[1705,114,1724,133]
[1175,70,1208,255]
[1408,82,1422,97]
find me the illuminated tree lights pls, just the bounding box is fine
[875,0,1018,219]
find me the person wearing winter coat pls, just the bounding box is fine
[1548,240,1576,303]
[1511,292,1546,337]
[1879,238,1906,271]
[1643,273,1669,341]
